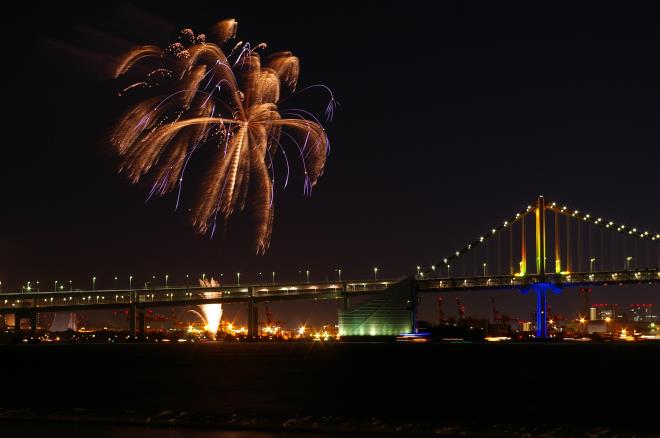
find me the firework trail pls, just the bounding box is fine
[112,19,335,253]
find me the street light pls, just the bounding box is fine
[202,273,206,281]
[373,267,378,281]
[165,274,169,288]
[337,269,342,282]
[26,281,32,292]
[305,270,310,283]
[589,258,596,273]
[447,264,451,278]
[482,262,487,277]
[36,281,40,292]
[129,275,133,290]
[625,256,632,271]
[237,272,240,285]
[416,266,421,276]
[69,280,72,291]
[272,271,276,285]
[92,276,96,291]
[54,280,58,292]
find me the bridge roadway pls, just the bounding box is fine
[0,279,397,315]
[0,269,657,315]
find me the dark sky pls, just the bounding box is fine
[1,1,658,324]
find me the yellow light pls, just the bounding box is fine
[605,317,611,323]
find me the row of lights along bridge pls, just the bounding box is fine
[416,255,639,278]
[10,267,387,293]
[8,251,650,293]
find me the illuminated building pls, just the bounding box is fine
[591,303,619,321]
[628,304,656,322]
[339,279,413,336]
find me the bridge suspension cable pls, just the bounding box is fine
[423,197,659,279]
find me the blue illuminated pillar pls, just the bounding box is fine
[535,284,548,338]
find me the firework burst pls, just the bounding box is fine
[112,19,335,253]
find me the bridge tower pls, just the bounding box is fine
[533,195,549,338]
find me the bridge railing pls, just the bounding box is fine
[417,269,660,291]
[0,279,400,313]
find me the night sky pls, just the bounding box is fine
[2,2,658,325]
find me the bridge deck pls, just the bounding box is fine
[0,280,396,314]
[0,270,657,314]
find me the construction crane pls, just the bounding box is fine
[261,302,286,331]
[456,297,465,321]
[579,287,592,319]
[437,297,444,324]
[491,297,500,323]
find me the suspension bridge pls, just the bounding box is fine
[1,196,658,339]
[339,196,659,337]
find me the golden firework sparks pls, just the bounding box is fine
[112,19,335,253]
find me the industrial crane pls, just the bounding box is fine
[491,297,500,323]
[437,297,444,324]
[260,302,286,332]
[456,297,465,321]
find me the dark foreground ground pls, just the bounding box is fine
[0,342,658,436]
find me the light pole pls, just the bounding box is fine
[373,267,378,281]
[202,273,206,281]
[337,269,342,282]
[26,281,32,292]
[626,256,632,271]
[589,258,596,273]
[0,281,2,293]
[36,281,40,292]
[306,270,310,283]
[447,264,451,278]
[129,275,133,290]
[416,266,421,277]
[92,276,96,291]
[165,274,169,288]
[258,272,263,283]
[483,263,487,277]
[69,280,72,291]
[54,280,58,292]
[272,271,276,285]
[237,272,240,285]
